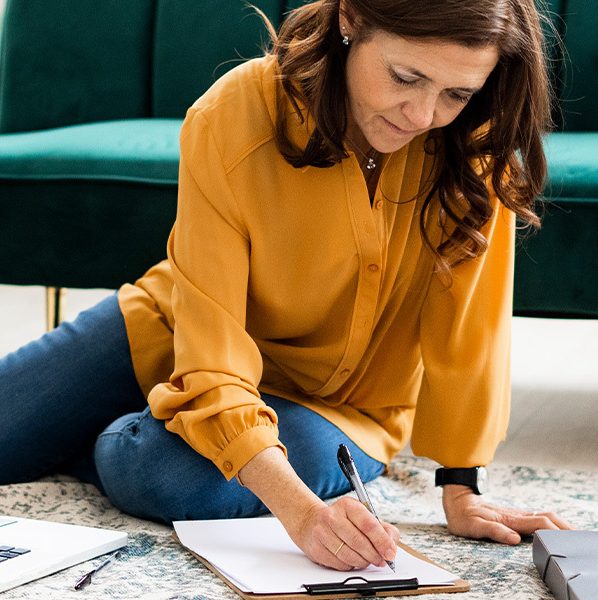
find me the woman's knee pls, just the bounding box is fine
[95,409,181,521]
[265,395,385,499]
[94,409,266,523]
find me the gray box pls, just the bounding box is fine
[533,530,598,600]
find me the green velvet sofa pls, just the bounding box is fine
[0,0,596,321]
[514,0,598,318]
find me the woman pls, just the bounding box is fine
[1,0,570,571]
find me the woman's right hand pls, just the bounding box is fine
[239,447,399,571]
[291,496,400,571]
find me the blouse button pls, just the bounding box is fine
[367,264,380,273]
[223,461,233,472]
[340,368,351,377]
[375,200,383,210]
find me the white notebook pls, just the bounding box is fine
[0,515,127,593]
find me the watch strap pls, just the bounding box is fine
[435,467,485,494]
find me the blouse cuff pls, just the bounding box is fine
[214,425,287,481]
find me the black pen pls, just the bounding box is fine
[74,551,120,590]
[337,444,396,572]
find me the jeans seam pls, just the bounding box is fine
[97,407,152,440]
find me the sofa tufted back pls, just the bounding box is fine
[151,0,282,118]
[559,0,598,130]
[0,0,158,132]
[0,0,296,133]
[1,0,596,133]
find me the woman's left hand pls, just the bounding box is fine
[442,484,574,544]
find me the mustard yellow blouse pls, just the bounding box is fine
[118,55,514,480]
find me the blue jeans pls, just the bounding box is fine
[0,295,384,524]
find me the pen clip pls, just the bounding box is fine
[74,572,92,590]
[74,551,121,591]
[337,444,377,516]
[337,444,355,483]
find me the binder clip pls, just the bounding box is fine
[303,575,419,596]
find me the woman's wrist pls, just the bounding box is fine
[238,446,326,540]
[441,484,476,518]
[442,483,475,499]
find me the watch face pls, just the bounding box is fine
[476,467,489,494]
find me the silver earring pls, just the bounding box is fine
[341,26,350,45]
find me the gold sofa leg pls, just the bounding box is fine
[46,287,66,331]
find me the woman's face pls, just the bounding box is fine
[344,30,499,153]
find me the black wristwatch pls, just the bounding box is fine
[435,466,489,495]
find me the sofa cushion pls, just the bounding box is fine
[0,120,181,185]
[0,119,182,288]
[0,179,177,289]
[0,0,155,133]
[514,193,598,318]
[513,131,598,317]
[152,0,282,118]
[544,132,598,197]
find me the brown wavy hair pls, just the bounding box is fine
[260,0,554,276]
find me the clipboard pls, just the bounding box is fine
[173,532,470,599]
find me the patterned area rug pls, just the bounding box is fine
[1,455,596,599]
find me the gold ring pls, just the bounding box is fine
[333,541,345,557]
